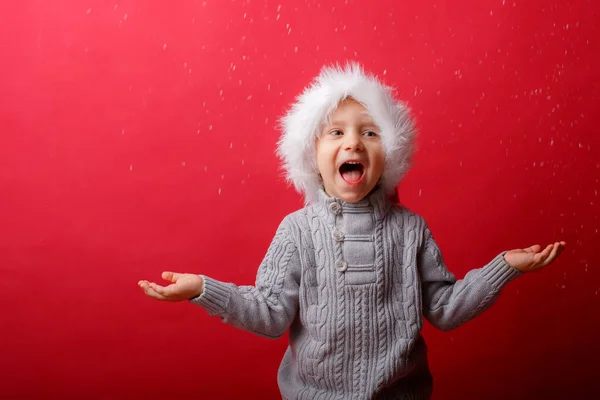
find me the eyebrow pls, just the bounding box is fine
[328,118,378,128]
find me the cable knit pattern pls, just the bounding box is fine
[190,187,523,399]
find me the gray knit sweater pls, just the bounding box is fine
[191,187,522,399]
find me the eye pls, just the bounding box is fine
[329,130,343,136]
[363,130,378,137]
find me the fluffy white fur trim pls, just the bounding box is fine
[277,62,416,204]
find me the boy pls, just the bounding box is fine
[138,63,565,399]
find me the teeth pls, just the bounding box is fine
[346,161,361,164]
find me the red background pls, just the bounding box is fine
[1,1,598,399]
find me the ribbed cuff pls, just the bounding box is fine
[189,275,231,316]
[481,252,523,290]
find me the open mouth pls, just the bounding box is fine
[339,161,365,184]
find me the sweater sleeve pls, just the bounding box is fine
[188,218,301,339]
[418,223,522,331]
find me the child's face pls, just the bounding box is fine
[316,98,385,203]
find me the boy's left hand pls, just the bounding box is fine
[504,241,566,273]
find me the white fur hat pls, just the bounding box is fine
[277,62,416,204]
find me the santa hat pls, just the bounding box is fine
[277,62,416,204]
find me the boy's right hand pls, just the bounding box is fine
[138,272,204,302]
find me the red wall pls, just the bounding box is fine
[1,1,598,398]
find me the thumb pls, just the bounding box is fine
[161,271,181,283]
[525,244,542,253]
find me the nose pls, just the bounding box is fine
[343,131,364,151]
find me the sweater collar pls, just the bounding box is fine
[316,185,394,221]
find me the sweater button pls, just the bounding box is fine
[331,229,345,242]
[335,259,348,272]
[328,202,342,214]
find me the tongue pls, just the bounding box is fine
[341,169,362,183]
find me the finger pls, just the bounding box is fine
[532,244,553,263]
[161,271,181,283]
[140,282,168,300]
[151,282,182,298]
[534,243,556,266]
[542,243,561,266]
[149,282,171,296]
[541,244,553,255]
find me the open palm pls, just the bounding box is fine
[504,241,566,272]
[138,271,204,302]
